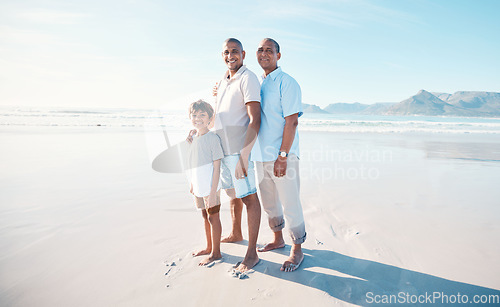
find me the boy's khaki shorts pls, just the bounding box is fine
[194,190,221,214]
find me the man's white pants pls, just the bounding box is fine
[255,154,306,244]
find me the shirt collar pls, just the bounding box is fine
[224,65,247,81]
[262,66,282,81]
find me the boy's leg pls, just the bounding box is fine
[208,206,222,257]
[192,207,212,257]
[199,205,223,266]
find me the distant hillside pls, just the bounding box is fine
[360,103,395,115]
[324,102,368,114]
[386,90,460,116]
[431,92,452,101]
[386,90,500,117]
[446,91,500,117]
[302,103,329,114]
[301,90,500,117]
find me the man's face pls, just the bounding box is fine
[257,40,281,74]
[222,41,245,72]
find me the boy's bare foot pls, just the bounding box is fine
[257,240,285,252]
[192,248,211,257]
[281,246,304,272]
[221,233,243,243]
[199,253,222,266]
[235,255,260,273]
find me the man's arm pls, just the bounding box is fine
[274,113,299,177]
[235,101,260,178]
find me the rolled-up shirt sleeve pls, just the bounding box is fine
[240,73,261,104]
[280,77,303,118]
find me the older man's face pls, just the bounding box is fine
[257,40,280,74]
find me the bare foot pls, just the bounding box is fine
[281,247,304,272]
[235,255,260,273]
[221,233,243,243]
[192,248,211,257]
[257,240,285,252]
[199,253,222,266]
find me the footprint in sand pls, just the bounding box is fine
[342,226,361,241]
[164,267,172,275]
[163,257,182,276]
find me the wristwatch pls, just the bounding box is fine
[279,151,288,158]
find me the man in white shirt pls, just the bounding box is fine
[214,38,262,274]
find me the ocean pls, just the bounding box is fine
[1,106,500,134]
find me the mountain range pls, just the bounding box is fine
[303,90,500,117]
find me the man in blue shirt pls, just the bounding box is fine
[252,38,306,272]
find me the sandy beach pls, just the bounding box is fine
[1,126,499,306]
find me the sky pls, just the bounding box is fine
[1,0,499,109]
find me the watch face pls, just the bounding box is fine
[280,152,287,157]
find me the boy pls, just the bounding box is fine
[187,100,224,266]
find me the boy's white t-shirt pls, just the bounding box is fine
[186,131,224,197]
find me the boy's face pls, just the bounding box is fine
[190,109,211,130]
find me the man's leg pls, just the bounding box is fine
[258,229,285,252]
[221,188,243,242]
[275,155,306,272]
[236,192,261,272]
[225,155,260,272]
[220,156,244,243]
[281,243,304,272]
[256,161,285,252]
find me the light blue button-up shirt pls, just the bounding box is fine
[251,67,303,162]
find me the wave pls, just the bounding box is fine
[2,107,500,134]
[299,116,500,134]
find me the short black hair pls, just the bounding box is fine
[223,38,243,50]
[189,100,214,119]
[262,38,280,53]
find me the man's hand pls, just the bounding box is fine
[190,183,194,195]
[235,154,249,179]
[186,129,197,144]
[274,156,287,177]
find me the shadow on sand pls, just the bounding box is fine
[227,245,500,306]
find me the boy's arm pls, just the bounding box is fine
[207,159,221,208]
[274,113,299,177]
[235,102,261,179]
